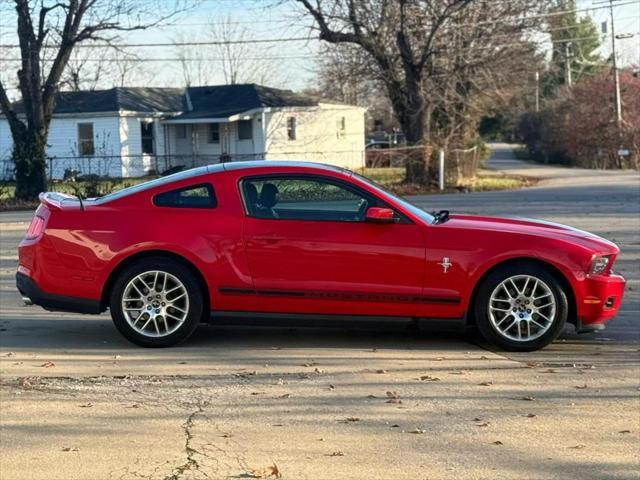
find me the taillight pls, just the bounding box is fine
[25,215,45,239]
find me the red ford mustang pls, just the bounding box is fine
[17,162,625,350]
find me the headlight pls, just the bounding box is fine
[590,255,611,275]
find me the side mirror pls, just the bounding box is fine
[365,207,396,223]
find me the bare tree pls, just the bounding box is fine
[0,0,188,200]
[174,14,288,88]
[297,0,551,183]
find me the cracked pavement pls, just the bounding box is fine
[1,145,639,479]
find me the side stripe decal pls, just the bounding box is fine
[218,287,460,305]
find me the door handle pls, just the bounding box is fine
[251,234,285,244]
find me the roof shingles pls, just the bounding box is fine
[9,84,318,118]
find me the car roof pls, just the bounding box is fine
[220,160,352,175]
[97,161,352,204]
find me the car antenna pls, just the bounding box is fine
[77,191,85,211]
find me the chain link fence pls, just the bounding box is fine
[365,144,480,187]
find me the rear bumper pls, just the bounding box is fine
[576,272,626,329]
[16,272,102,314]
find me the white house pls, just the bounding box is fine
[0,84,366,180]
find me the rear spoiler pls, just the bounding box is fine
[39,192,84,211]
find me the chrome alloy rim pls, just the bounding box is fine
[488,275,556,342]
[121,271,189,337]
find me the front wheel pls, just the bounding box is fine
[474,263,568,351]
[110,257,203,347]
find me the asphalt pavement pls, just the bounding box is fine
[0,143,638,480]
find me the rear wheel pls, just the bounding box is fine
[110,257,203,347]
[474,262,568,351]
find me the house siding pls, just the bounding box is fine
[0,115,124,179]
[263,104,365,169]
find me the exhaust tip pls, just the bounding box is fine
[22,296,33,306]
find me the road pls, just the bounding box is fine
[0,144,638,480]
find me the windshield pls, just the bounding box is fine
[352,171,435,224]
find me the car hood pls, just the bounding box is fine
[445,214,619,253]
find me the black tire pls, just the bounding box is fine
[474,262,568,352]
[109,257,203,347]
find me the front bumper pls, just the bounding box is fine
[576,272,626,329]
[16,272,102,314]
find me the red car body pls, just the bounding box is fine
[17,162,625,346]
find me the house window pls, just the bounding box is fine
[176,124,187,139]
[208,123,220,144]
[238,120,252,140]
[141,121,154,154]
[77,123,94,156]
[337,117,346,139]
[287,117,296,141]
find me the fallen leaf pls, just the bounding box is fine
[418,375,440,382]
[367,394,377,399]
[390,424,400,428]
[126,404,141,409]
[41,361,55,368]
[409,428,426,434]
[478,381,493,386]
[618,430,631,434]
[313,367,324,374]
[1,352,16,357]
[449,371,467,375]
[301,361,318,367]
[480,355,488,360]
[473,417,483,422]
[477,422,491,427]
[574,384,588,389]
[524,413,537,418]
[520,396,536,401]
[526,362,538,368]
[61,447,79,452]
[221,433,233,438]
[78,403,93,408]
[386,391,402,404]
[17,377,31,388]
[275,379,285,385]
[246,462,282,478]
[492,441,503,445]
[435,357,445,361]
[318,437,325,441]
[328,384,335,390]
[278,393,291,399]
[569,444,586,449]
[326,451,345,457]
[375,369,387,374]
[340,417,360,423]
[250,392,265,396]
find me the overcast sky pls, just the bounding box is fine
[0,0,638,97]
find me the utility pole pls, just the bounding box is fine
[564,42,573,87]
[608,0,622,126]
[535,71,540,112]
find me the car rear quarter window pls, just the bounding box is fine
[153,184,217,209]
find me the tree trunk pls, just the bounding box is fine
[384,73,430,185]
[12,130,48,200]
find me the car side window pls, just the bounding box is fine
[241,176,375,222]
[153,183,216,209]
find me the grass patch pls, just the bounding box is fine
[358,168,533,195]
[0,177,150,211]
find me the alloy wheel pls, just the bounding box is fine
[488,274,556,342]
[121,270,189,338]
